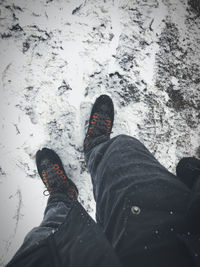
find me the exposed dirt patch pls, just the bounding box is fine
[188,0,200,14]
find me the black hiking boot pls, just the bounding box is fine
[84,95,114,150]
[176,157,200,189]
[36,148,78,199]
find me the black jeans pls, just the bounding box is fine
[15,135,192,265]
[85,135,192,263]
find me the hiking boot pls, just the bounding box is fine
[84,94,114,150]
[36,148,78,199]
[176,157,200,189]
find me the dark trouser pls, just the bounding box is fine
[84,135,192,264]
[15,135,193,265]
[13,193,73,258]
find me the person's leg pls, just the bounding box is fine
[14,192,74,257]
[8,146,124,267]
[12,148,78,258]
[85,134,189,225]
[84,95,192,266]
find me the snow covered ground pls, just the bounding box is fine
[0,0,200,265]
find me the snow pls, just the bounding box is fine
[0,0,200,265]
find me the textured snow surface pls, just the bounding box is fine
[0,0,200,265]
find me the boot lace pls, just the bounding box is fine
[41,162,78,198]
[86,112,112,137]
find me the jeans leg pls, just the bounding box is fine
[14,192,73,257]
[85,134,191,249]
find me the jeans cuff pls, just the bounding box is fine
[84,135,110,154]
[47,192,74,209]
